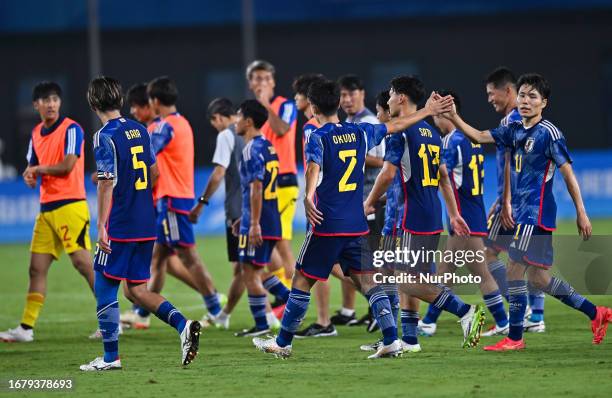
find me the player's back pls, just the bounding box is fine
[95,117,156,241]
[154,113,194,199]
[388,120,443,234]
[309,122,370,236]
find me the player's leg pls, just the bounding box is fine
[68,249,94,291]
[525,282,546,332]
[400,294,422,352]
[241,261,270,333]
[276,185,298,285]
[295,280,337,338]
[262,259,290,305]
[166,254,198,291]
[177,245,222,317]
[485,211,509,298]
[419,261,451,335]
[220,262,244,315]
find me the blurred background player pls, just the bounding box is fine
[82,76,200,370]
[291,73,338,338]
[332,74,384,327]
[364,76,486,351]
[120,83,200,329]
[418,90,509,337]
[190,98,246,329]
[144,76,224,326]
[232,100,289,337]
[0,82,94,343]
[247,60,296,289]
[484,67,546,332]
[446,73,611,351]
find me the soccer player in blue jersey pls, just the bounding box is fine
[416,91,509,337]
[484,68,546,333]
[80,77,200,371]
[443,73,612,351]
[232,100,290,337]
[364,76,487,351]
[253,79,458,359]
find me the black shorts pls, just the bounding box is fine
[226,219,239,263]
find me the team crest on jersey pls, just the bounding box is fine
[524,137,535,153]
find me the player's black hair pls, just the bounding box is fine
[87,76,124,112]
[207,98,235,120]
[517,73,551,99]
[307,79,340,117]
[32,81,62,101]
[437,90,461,114]
[376,89,390,111]
[147,76,178,106]
[389,75,425,105]
[126,83,149,107]
[485,67,517,89]
[292,73,326,96]
[337,74,364,91]
[238,99,268,129]
[246,59,276,80]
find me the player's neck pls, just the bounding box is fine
[41,115,60,129]
[244,128,262,143]
[350,105,365,118]
[399,104,417,118]
[522,114,542,129]
[98,110,121,125]
[219,116,237,131]
[304,108,313,119]
[316,114,339,125]
[503,96,517,116]
[158,105,177,118]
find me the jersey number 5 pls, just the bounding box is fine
[418,144,440,187]
[338,149,357,192]
[264,160,279,200]
[131,146,148,190]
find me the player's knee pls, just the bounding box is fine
[526,268,549,290]
[485,248,499,263]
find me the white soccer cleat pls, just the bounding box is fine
[120,311,150,330]
[524,319,546,333]
[180,320,201,366]
[207,311,230,330]
[359,339,382,352]
[266,312,281,331]
[417,320,437,337]
[524,305,532,321]
[481,323,509,337]
[79,357,122,371]
[89,323,123,340]
[0,326,34,343]
[401,341,422,353]
[252,336,292,358]
[367,339,402,359]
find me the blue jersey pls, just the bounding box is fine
[385,120,443,234]
[494,108,521,202]
[306,122,387,235]
[94,117,157,241]
[239,135,282,239]
[491,119,572,230]
[441,129,487,235]
[381,171,402,236]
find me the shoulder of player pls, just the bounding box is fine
[539,119,564,141]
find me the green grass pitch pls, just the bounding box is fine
[1,220,612,397]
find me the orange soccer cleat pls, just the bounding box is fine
[591,306,612,345]
[483,336,525,351]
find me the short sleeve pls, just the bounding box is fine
[150,122,174,154]
[305,131,324,166]
[303,123,317,143]
[26,139,39,166]
[278,100,297,125]
[490,124,513,150]
[544,130,572,167]
[358,123,388,150]
[441,135,459,170]
[94,133,116,180]
[245,146,266,183]
[64,123,84,157]
[383,133,403,167]
[212,129,234,168]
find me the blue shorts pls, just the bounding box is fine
[296,232,373,281]
[238,234,278,266]
[156,198,195,248]
[94,240,154,283]
[508,224,553,268]
[485,210,513,252]
[394,230,440,274]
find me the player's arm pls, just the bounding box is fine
[559,163,592,240]
[249,180,264,247]
[190,165,225,223]
[23,139,38,188]
[33,154,78,177]
[259,96,295,136]
[30,124,84,177]
[96,179,113,253]
[364,160,396,215]
[438,164,470,236]
[304,161,323,225]
[365,155,384,168]
[444,109,495,144]
[150,163,159,187]
[384,93,454,134]
[500,151,515,229]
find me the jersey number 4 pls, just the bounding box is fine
[417,144,440,187]
[339,149,357,192]
[131,146,148,190]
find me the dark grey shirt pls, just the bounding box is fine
[212,124,244,220]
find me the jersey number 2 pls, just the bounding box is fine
[131,146,148,190]
[338,149,357,192]
[264,160,279,200]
